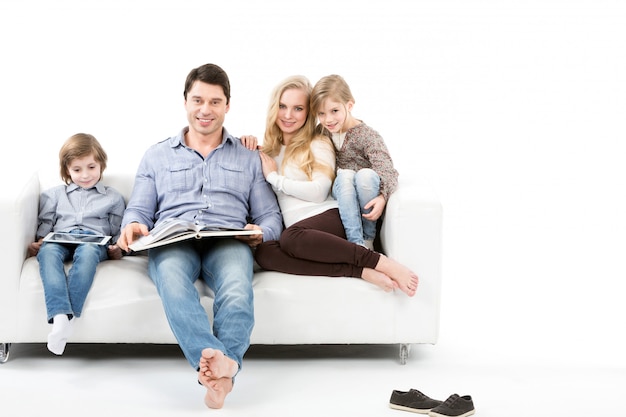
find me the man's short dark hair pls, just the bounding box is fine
[184,63,231,104]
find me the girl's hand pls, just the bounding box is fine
[240,135,259,150]
[362,195,387,221]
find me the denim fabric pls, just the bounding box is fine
[332,168,381,246]
[147,238,254,372]
[37,229,108,322]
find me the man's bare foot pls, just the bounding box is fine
[375,255,419,297]
[199,348,239,380]
[361,268,397,292]
[198,371,233,409]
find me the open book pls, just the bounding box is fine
[128,218,262,251]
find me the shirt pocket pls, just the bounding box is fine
[167,163,193,193]
[216,161,252,195]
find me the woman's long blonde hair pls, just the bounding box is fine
[262,75,334,181]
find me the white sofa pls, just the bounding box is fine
[0,168,442,364]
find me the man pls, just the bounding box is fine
[117,63,283,408]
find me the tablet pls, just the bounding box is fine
[43,232,112,245]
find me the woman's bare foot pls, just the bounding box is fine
[198,371,233,409]
[199,348,239,380]
[361,268,397,292]
[375,255,419,297]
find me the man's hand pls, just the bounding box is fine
[235,224,263,248]
[362,195,387,222]
[117,223,150,252]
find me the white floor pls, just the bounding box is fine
[1,334,623,416]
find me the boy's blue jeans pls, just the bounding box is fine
[332,168,381,246]
[148,238,254,372]
[37,230,108,323]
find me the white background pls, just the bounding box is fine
[1,0,625,368]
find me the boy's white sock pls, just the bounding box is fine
[47,314,74,355]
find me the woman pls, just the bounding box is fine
[251,75,418,296]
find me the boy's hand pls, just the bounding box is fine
[107,244,123,260]
[27,238,43,257]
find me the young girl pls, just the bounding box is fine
[28,133,126,355]
[252,75,418,296]
[311,74,399,250]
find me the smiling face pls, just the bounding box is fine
[276,87,309,144]
[316,97,354,134]
[185,80,230,138]
[67,154,101,189]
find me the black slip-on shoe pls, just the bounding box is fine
[389,389,443,414]
[428,394,475,417]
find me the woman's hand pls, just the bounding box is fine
[259,151,277,179]
[240,135,259,150]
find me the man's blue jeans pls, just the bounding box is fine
[37,230,108,322]
[148,238,254,372]
[332,168,381,246]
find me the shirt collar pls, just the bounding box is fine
[66,181,106,194]
[171,126,236,149]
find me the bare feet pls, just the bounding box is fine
[361,268,397,292]
[199,348,239,380]
[198,371,233,409]
[198,348,238,409]
[375,255,419,297]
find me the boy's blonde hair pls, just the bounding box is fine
[59,133,108,184]
[310,74,355,117]
[262,75,334,181]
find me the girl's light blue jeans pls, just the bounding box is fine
[37,229,108,323]
[148,238,254,372]
[332,168,381,246]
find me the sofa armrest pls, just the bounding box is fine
[380,175,443,343]
[0,172,40,334]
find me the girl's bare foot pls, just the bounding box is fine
[375,255,419,297]
[361,268,397,292]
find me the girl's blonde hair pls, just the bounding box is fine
[310,74,355,121]
[262,75,334,181]
[59,133,108,184]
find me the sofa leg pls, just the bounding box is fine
[0,343,10,363]
[399,343,410,365]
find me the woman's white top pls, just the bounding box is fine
[265,138,338,228]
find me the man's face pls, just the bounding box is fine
[185,80,230,137]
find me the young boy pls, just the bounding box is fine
[28,133,126,355]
